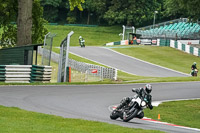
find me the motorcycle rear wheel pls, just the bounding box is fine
[123,109,138,122]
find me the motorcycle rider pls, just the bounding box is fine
[191,62,198,76]
[115,84,153,119]
[79,36,85,47]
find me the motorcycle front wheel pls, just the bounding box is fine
[110,110,119,120]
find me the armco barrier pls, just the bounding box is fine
[105,40,129,46]
[0,65,31,83]
[162,40,200,57]
[31,65,52,83]
[0,65,52,83]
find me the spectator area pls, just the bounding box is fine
[136,18,200,39]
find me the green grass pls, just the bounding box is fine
[144,99,200,129]
[0,105,162,133]
[112,46,200,74]
[46,25,122,47]
[117,71,200,83]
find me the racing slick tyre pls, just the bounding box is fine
[110,110,119,120]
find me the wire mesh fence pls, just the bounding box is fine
[38,47,117,82]
[42,32,56,66]
[68,59,117,81]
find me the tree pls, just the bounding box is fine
[83,0,107,24]
[103,0,160,27]
[17,0,33,46]
[164,0,200,21]
[0,0,83,47]
[40,0,62,22]
[0,0,17,47]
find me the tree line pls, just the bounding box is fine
[41,0,200,26]
[0,0,200,47]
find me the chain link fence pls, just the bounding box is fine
[42,32,56,66]
[68,59,117,81]
[38,47,117,82]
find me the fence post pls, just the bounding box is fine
[66,67,71,82]
[114,69,118,80]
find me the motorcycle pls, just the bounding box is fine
[191,68,198,76]
[80,39,85,47]
[110,89,149,122]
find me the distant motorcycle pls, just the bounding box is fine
[110,89,149,122]
[191,69,198,76]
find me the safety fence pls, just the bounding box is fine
[156,39,200,57]
[31,65,52,83]
[169,40,200,57]
[68,59,117,80]
[105,40,129,46]
[38,47,117,81]
[0,65,52,83]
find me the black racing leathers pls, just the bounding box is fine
[132,88,153,110]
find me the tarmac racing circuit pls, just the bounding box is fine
[0,47,200,133]
[0,83,199,133]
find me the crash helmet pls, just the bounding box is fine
[193,62,196,65]
[145,84,152,94]
[79,36,82,39]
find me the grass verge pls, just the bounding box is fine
[46,25,121,47]
[112,45,200,74]
[144,99,200,129]
[0,105,162,133]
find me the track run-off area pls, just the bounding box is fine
[0,82,199,133]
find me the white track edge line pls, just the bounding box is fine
[105,47,190,76]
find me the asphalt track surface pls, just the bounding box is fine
[0,82,200,133]
[69,46,189,77]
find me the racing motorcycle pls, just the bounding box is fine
[110,89,149,122]
[191,68,198,76]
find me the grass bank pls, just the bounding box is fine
[144,99,200,129]
[112,46,200,74]
[0,105,162,133]
[46,25,121,47]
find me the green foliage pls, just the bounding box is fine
[1,24,17,47]
[0,0,17,46]
[32,0,48,44]
[66,16,77,24]
[103,0,161,26]
[0,0,48,47]
[164,0,200,21]
[40,0,62,22]
[68,0,85,11]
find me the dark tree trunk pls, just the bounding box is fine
[87,11,90,25]
[17,0,33,46]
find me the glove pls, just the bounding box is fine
[149,104,153,110]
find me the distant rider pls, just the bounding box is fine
[116,84,153,119]
[191,62,198,76]
[79,36,85,47]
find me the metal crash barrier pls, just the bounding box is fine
[0,65,52,83]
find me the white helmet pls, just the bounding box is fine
[79,36,82,39]
[193,62,196,65]
[145,84,152,94]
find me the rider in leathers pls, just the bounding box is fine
[116,84,153,119]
